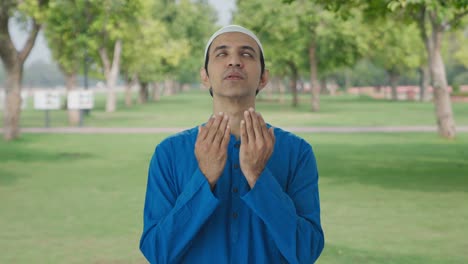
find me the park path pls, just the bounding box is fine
[3,126,468,134]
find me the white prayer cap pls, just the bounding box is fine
[204,25,264,63]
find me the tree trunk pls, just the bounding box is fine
[266,77,275,100]
[124,81,133,107]
[430,30,456,138]
[288,62,298,107]
[174,81,181,94]
[64,72,80,126]
[3,65,23,140]
[418,9,456,138]
[389,70,399,101]
[344,68,351,91]
[124,74,137,107]
[164,79,174,96]
[0,14,41,140]
[152,82,160,102]
[99,39,122,113]
[139,82,149,104]
[427,13,456,139]
[279,78,286,104]
[320,78,327,95]
[309,41,320,112]
[418,65,430,102]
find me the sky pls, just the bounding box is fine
[9,0,235,66]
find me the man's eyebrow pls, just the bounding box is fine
[213,45,228,53]
[212,45,258,54]
[240,45,257,54]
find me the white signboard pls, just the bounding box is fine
[0,91,28,110]
[68,90,94,110]
[34,90,61,110]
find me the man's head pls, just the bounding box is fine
[201,25,268,98]
[204,25,265,76]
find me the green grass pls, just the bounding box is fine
[1,133,467,263]
[7,90,468,128]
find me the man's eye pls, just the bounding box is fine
[216,52,227,57]
[242,53,253,57]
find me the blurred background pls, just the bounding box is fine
[1,0,467,263]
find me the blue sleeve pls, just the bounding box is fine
[139,142,220,264]
[241,143,324,264]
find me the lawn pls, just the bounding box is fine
[7,90,468,128]
[1,133,467,263]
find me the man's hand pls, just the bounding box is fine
[195,112,231,189]
[240,108,275,188]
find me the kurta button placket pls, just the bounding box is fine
[232,212,238,219]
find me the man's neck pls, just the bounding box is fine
[212,96,256,139]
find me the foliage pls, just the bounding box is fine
[235,0,306,76]
[120,0,182,83]
[295,1,366,76]
[154,0,218,83]
[366,18,424,80]
[16,0,50,23]
[44,0,89,75]
[451,23,468,68]
[235,0,366,78]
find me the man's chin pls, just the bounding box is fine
[215,91,253,99]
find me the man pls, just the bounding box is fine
[140,25,324,263]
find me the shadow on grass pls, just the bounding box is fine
[319,243,465,264]
[316,142,468,193]
[0,147,95,163]
[0,138,95,185]
[0,169,24,186]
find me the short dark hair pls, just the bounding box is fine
[204,43,265,76]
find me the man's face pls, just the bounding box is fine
[201,32,268,98]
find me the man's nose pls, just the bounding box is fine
[228,54,243,68]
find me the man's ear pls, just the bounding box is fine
[257,69,270,93]
[200,67,211,89]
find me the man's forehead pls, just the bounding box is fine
[210,32,260,53]
[203,25,264,62]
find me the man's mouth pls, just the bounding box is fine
[224,72,244,80]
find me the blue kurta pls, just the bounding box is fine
[140,126,324,263]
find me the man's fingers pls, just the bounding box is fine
[221,124,231,149]
[250,108,262,140]
[199,115,215,140]
[197,125,204,140]
[240,120,248,144]
[206,113,223,142]
[244,109,255,142]
[214,114,229,146]
[257,112,269,140]
[269,127,275,145]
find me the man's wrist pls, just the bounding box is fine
[243,170,260,188]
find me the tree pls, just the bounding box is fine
[86,0,142,112]
[300,5,365,110]
[0,0,49,140]
[44,0,90,125]
[120,0,197,104]
[168,0,217,87]
[150,0,217,95]
[366,19,423,100]
[236,0,365,110]
[303,0,467,138]
[388,0,467,138]
[235,0,307,107]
